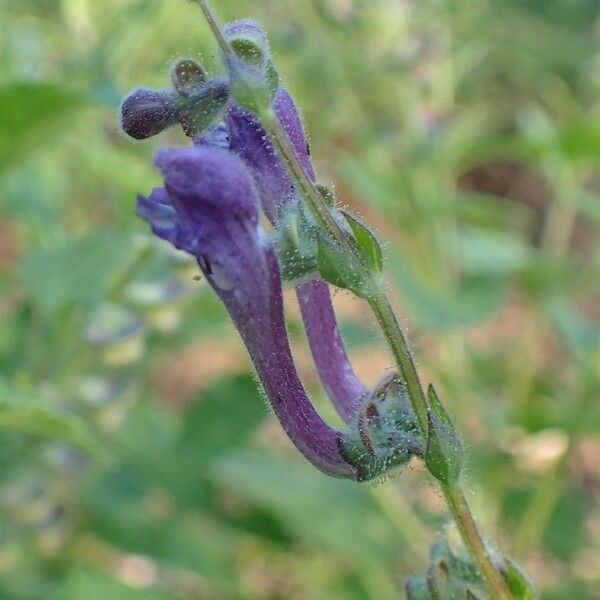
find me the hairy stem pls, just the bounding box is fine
[443,485,512,600]
[196,2,513,597]
[264,109,513,600]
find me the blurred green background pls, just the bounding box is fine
[1,0,599,598]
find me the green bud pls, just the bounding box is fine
[176,78,230,138]
[425,384,463,485]
[227,54,273,114]
[223,20,277,114]
[171,59,206,96]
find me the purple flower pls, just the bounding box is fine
[137,142,356,478]
[227,87,368,423]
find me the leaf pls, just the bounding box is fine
[316,235,367,297]
[390,261,504,330]
[179,374,265,462]
[65,567,174,600]
[342,210,384,277]
[0,82,86,174]
[0,381,108,462]
[20,230,134,317]
[456,226,533,277]
[212,450,401,570]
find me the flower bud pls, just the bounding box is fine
[340,372,424,481]
[176,78,230,138]
[120,88,178,139]
[223,19,277,114]
[171,59,206,97]
[224,19,270,66]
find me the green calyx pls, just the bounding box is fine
[408,536,538,599]
[174,77,230,138]
[341,372,424,481]
[222,21,278,114]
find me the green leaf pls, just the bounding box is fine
[21,230,134,317]
[0,394,107,462]
[457,226,532,277]
[0,82,86,174]
[66,567,174,600]
[212,449,401,573]
[179,374,265,462]
[425,385,463,485]
[342,210,384,278]
[317,235,367,297]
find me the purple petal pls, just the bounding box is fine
[136,187,198,254]
[297,280,368,423]
[222,245,356,478]
[228,89,367,424]
[139,144,357,477]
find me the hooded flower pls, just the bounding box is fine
[227,86,368,424]
[137,142,357,478]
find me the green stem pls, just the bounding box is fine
[265,108,513,600]
[196,3,513,598]
[443,485,512,600]
[195,0,233,55]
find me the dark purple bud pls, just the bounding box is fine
[120,88,178,140]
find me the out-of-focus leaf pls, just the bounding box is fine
[212,450,400,570]
[65,566,173,600]
[20,230,134,317]
[0,381,107,461]
[457,226,533,276]
[179,374,265,461]
[543,294,600,355]
[391,261,504,329]
[0,82,86,174]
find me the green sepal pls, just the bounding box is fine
[176,78,229,138]
[316,184,335,207]
[231,38,264,67]
[341,210,384,279]
[316,234,368,298]
[339,373,424,481]
[425,384,463,485]
[272,203,318,283]
[501,557,538,599]
[171,59,206,97]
